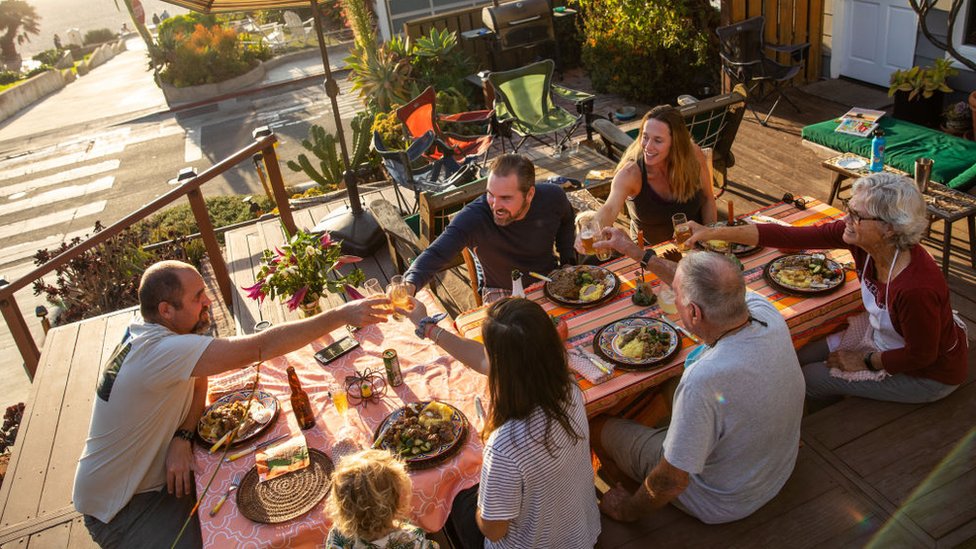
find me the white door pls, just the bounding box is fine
[838,0,918,86]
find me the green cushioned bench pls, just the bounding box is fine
[802,117,976,191]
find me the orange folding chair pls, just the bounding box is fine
[396,86,494,165]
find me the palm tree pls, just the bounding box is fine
[0,0,40,65]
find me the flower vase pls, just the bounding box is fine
[299,298,323,318]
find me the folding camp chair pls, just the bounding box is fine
[716,16,809,126]
[396,86,494,166]
[486,59,595,153]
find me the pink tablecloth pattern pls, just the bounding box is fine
[195,290,487,547]
[456,199,865,417]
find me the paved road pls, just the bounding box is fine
[0,39,367,408]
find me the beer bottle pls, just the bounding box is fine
[286,366,316,430]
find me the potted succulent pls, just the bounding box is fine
[942,101,970,137]
[888,58,958,128]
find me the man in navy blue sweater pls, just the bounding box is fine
[405,154,577,295]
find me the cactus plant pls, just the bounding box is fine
[286,112,378,190]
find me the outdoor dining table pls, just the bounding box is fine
[193,290,486,547]
[455,197,865,416]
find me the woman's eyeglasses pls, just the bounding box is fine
[781,192,807,210]
[840,198,882,224]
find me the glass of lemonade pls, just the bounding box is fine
[656,285,678,316]
[331,384,349,415]
[672,213,691,251]
[387,275,410,320]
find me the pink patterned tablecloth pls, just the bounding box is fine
[195,291,486,547]
[456,199,865,417]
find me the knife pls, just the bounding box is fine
[674,324,701,344]
[209,473,241,517]
[576,347,612,376]
[223,433,289,463]
[474,396,486,423]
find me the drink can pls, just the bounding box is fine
[382,349,403,387]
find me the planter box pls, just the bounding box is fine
[893,90,944,129]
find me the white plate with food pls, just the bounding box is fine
[197,389,279,446]
[544,265,620,308]
[763,253,846,295]
[593,317,680,370]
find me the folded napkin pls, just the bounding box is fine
[829,368,890,382]
[569,351,613,384]
[826,313,890,382]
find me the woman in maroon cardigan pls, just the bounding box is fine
[684,173,967,403]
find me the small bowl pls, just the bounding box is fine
[614,106,637,121]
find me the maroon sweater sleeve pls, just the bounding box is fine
[754,219,849,250]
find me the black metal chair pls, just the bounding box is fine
[716,16,810,126]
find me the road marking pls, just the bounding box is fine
[0,160,120,198]
[0,143,125,181]
[0,228,92,267]
[0,177,114,217]
[184,126,203,162]
[0,201,106,241]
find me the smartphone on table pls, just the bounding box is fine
[314,337,360,365]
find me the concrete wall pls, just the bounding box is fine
[0,39,125,123]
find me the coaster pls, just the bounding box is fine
[236,448,333,524]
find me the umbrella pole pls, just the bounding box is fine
[309,0,383,256]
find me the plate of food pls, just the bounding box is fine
[592,317,680,370]
[763,253,846,295]
[197,390,279,446]
[697,220,762,256]
[372,401,468,469]
[544,265,620,308]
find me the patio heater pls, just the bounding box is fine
[157,0,384,256]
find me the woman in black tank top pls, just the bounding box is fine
[576,106,717,247]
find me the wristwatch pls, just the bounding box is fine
[863,352,878,372]
[639,249,657,268]
[174,429,195,442]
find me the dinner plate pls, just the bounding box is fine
[592,317,680,371]
[543,265,620,308]
[763,253,846,296]
[697,220,762,256]
[372,401,468,470]
[197,389,280,447]
[837,157,867,170]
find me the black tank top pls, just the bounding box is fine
[625,157,706,244]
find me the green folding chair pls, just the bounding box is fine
[487,59,594,153]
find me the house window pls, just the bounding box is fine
[949,0,976,67]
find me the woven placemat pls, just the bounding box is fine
[236,448,333,524]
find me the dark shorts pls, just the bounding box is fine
[84,488,201,549]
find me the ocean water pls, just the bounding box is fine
[19,0,187,58]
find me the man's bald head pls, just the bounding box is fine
[676,252,748,326]
[139,260,198,322]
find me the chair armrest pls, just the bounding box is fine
[439,110,492,124]
[405,131,437,162]
[766,42,811,63]
[552,84,594,105]
[591,118,633,155]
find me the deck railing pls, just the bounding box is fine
[0,130,298,380]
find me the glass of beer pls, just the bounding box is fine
[330,384,349,415]
[363,278,383,296]
[387,275,410,320]
[672,213,691,252]
[594,224,612,262]
[578,217,599,255]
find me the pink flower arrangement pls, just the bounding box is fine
[244,230,365,311]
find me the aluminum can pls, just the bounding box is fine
[382,349,403,387]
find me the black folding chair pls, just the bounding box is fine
[716,16,810,126]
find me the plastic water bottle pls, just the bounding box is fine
[870,129,886,172]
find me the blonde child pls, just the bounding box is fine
[325,449,437,549]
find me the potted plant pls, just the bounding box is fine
[242,230,365,316]
[942,100,970,137]
[888,58,958,128]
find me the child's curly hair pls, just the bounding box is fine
[326,449,412,540]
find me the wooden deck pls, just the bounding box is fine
[1,76,974,548]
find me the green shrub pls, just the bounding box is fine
[577,0,719,105]
[32,48,62,66]
[0,70,19,85]
[83,28,116,45]
[155,22,271,87]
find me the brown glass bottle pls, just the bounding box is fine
[286,366,316,430]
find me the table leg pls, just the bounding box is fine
[942,219,953,276]
[828,174,845,206]
[968,215,976,269]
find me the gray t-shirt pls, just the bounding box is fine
[664,292,804,524]
[73,319,212,523]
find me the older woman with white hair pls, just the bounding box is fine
[684,172,968,403]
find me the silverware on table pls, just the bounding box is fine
[673,324,701,344]
[224,433,289,463]
[209,473,241,517]
[474,396,486,422]
[575,347,612,376]
[528,271,553,283]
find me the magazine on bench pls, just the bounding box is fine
[834,107,886,137]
